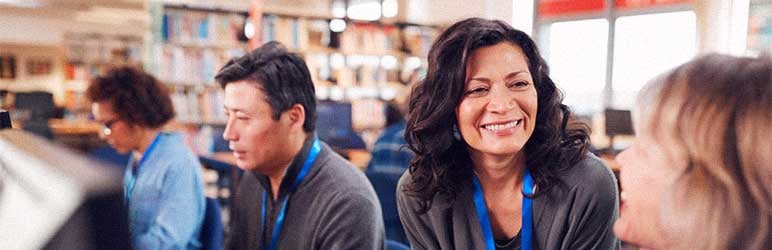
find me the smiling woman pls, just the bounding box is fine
[397,18,620,250]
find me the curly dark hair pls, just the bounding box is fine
[86,66,175,128]
[404,18,591,212]
[215,41,317,132]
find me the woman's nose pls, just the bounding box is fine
[488,89,516,112]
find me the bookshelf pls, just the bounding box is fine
[147,4,248,125]
[62,33,144,120]
[149,3,438,150]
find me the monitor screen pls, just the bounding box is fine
[316,101,365,150]
[1,110,10,129]
[604,109,634,136]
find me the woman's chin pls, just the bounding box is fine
[614,217,666,250]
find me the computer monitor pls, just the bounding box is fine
[604,109,634,137]
[604,109,634,152]
[13,91,56,122]
[316,101,365,150]
[0,129,129,249]
[1,110,10,129]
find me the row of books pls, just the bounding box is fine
[170,88,226,124]
[307,52,427,87]
[162,9,247,46]
[64,33,143,65]
[157,45,246,86]
[63,33,143,81]
[261,15,327,50]
[338,23,400,55]
[168,84,388,131]
[260,15,437,57]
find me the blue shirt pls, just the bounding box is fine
[124,132,205,250]
[366,120,413,175]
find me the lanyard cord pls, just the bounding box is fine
[260,138,321,250]
[473,168,534,250]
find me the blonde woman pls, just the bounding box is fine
[614,53,771,249]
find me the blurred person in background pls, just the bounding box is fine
[217,41,384,249]
[367,85,414,175]
[88,66,205,249]
[397,18,620,250]
[614,53,771,249]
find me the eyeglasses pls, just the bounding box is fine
[101,119,119,136]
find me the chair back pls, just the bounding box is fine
[366,170,408,245]
[386,239,410,250]
[200,197,223,250]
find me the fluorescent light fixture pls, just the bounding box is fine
[380,55,397,69]
[405,56,422,71]
[382,0,398,18]
[244,21,255,39]
[347,0,381,21]
[0,0,44,8]
[330,18,347,32]
[330,53,346,69]
[380,87,397,100]
[347,54,365,67]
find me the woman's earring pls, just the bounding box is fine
[453,124,461,141]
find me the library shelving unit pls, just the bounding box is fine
[62,33,144,120]
[256,10,439,148]
[147,2,439,153]
[148,3,248,126]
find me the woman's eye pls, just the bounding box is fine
[509,81,530,88]
[465,87,488,96]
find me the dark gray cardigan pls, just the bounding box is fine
[225,137,385,250]
[397,154,621,250]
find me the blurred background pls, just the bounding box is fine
[0,0,769,247]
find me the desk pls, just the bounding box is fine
[48,119,102,151]
[48,119,101,135]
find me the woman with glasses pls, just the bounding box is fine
[88,66,205,249]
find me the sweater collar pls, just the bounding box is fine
[257,132,318,200]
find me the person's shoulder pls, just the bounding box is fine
[157,132,201,171]
[315,143,373,191]
[561,153,618,195]
[397,169,412,190]
[159,132,197,156]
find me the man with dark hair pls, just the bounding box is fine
[218,42,384,249]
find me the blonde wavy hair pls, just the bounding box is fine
[638,54,771,249]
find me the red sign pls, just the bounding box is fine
[615,0,692,10]
[538,0,606,18]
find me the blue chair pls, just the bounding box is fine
[366,170,408,245]
[386,239,410,250]
[200,197,223,250]
[87,145,131,169]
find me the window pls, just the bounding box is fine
[611,11,696,109]
[547,19,609,115]
[537,1,697,115]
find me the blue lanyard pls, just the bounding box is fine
[124,133,162,205]
[261,138,321,250]
[473,168,534,250]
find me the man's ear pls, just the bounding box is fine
[283,103,306,130]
